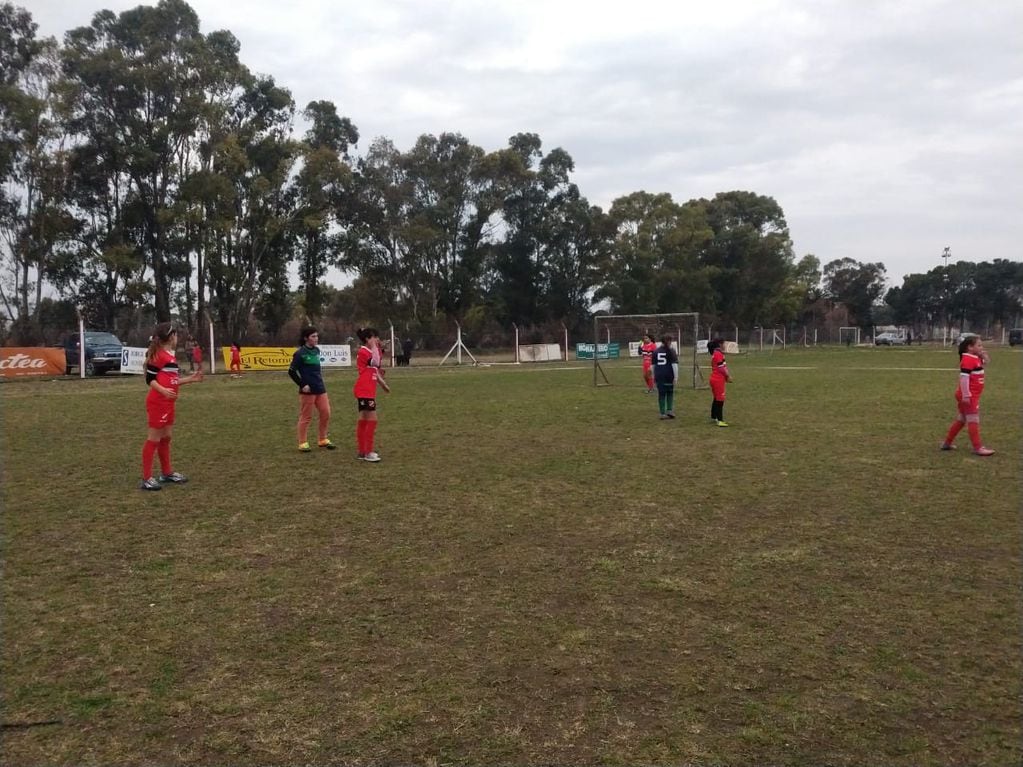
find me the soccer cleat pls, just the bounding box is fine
[298,442,312,452]
[317,439,338,450]
[666,411,676,419]
[659,414,669,420]
[716,420,731,428]
[139,477,162,491]
[939,443,956,451]
[972,446,995,456]
[363,451,381,462]
[159,472,188,484]
[356,453,366,460]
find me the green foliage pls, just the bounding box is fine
[823,257,887,328]
[3,1,1019,345]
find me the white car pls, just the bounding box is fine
[874,332,907,346]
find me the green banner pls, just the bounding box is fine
[575,342,620,360]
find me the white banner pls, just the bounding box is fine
[120,346,147,374]
[628,341,641,357]
[518,343,562,362]
[318,345,352,367]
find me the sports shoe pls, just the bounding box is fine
[659,414,669,420]
[666,411,676,419]
[972,446,995,456]
[139,477,162,491]
[318,439,338,450]
[363,451,381,462]
[356,452,366,460]
[298,442,312,452]
[159,472,188,484]
[717,421,730,428]
[939,443,956,451]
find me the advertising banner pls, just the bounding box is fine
[317,345,352,367]
[0,347,66,378]
[518,343,562,362]
[221,346,353,371]
[120,346,147,374]
[575,342,620,360]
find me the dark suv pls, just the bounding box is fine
[1010,329,1023,347]
[64,331,124,376]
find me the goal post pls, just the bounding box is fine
[591,313,706,388]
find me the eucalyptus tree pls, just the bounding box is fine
[345,132,496,326]
[822,257,887,328]
[60,0,243,322]
[344,136,420,320]
[696,191,796,326]
[0,8,71,339]
[293,99,357,321]
[489,133,601,327]
[402,132,488,318]
[594,191,714,316]
[203,74,297,341]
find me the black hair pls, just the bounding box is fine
[300,325,319,345]
[660,334,673,346]
[357,327,378,344]
[957,335,978,356]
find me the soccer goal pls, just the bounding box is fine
[591,313,705,388]
[839,326,861,346]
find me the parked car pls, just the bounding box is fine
[1009,329,1023,347]
[63,331,124,376]
[874,332,907,346]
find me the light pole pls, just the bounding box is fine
[941,246,951,345]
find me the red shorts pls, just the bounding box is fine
[956,398,979,416]
[146,394,176,428]
[710,377,727,401]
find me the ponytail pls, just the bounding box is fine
[146,322,177,364]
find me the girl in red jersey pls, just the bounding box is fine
[229,342,242,377]
[640,333,656,393]
[941,335,994,456]
[140,322,203,491]
[353,327,390,462]
[707,338,733,427]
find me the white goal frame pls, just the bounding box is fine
[592,312,705,388]
[839,326,861,346]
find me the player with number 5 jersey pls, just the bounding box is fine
[652,334,679,419]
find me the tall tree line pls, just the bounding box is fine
[2,1,1021,345]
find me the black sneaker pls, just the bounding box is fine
[159,472,188,484]
[139,478,163,491]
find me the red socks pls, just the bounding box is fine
[158,437,172,475]
[356,420,378,454]
[944,421,964,445]
[142,439,159,480]
[967,423,982,450]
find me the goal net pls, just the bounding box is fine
[591,313,706,388]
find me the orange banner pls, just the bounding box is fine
[0,347,66,377]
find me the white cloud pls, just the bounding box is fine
[27,0,1023,281]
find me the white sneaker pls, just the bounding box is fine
[363,451,381,462]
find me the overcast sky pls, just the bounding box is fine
[28,0,1023,284]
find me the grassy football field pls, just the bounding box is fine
[1,346,1020,766]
